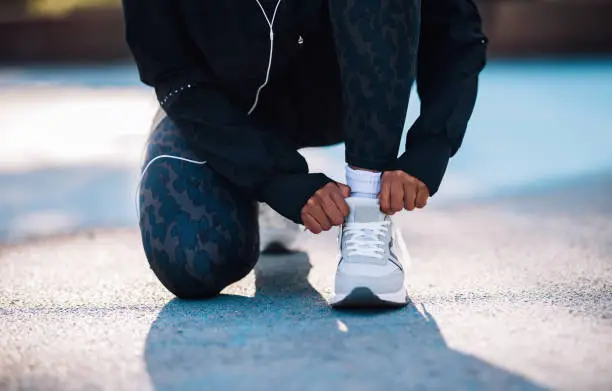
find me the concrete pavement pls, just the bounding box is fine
[1,171,611,390]
[1,60,612,390]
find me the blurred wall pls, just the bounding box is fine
[479,1,612,56]
[0,1,611,63]
[0,8,129,62]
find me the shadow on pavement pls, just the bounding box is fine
[144,253,547,391]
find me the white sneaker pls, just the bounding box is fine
[258,203,300,254]
[330,197,409,308]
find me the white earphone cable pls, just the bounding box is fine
[248,0,283,115]
[135,155,207,220]
[137,1,281,219]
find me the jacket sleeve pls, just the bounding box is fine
[122,0,333,223]
[395,0,487,195]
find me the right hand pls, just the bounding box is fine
[301,182,351,234]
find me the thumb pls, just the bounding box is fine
[336,183,351,198]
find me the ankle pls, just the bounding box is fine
[346,165,381,199]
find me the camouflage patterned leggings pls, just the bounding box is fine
[138,0,420,298]
[138,116,260,299]
[329,0,420,170]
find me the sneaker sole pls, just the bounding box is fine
[330,287,408,308]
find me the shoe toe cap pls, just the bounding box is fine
[335,263,404,295]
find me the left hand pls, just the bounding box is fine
[379,170,430,215]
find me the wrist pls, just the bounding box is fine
[258,173,334,224]
[394,137,451,196]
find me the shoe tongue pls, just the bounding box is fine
[346,198,386,223]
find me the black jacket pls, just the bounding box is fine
[123,0,487,223]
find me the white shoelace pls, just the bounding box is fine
[342,219,412,267]
[343,221,390,257]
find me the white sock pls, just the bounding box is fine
[346,165,381,199]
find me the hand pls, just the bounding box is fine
[301,182,351,234]
[379,170,429,215]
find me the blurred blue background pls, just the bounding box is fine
[0,1,611,242]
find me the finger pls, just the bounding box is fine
[390,181,404,214]
[330,190,350,218]
[403,181,417,211]
[301,213,322,234]
[415,183,429,209]
[307,199,332,231]
[379,178,392,214]
[336,183,351,198]
[319,193,344,226]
